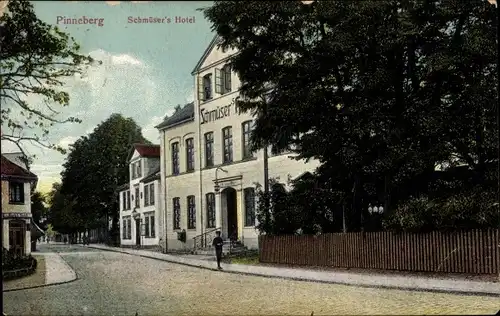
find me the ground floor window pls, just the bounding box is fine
[144,212,155,238]
[8,220,26,257]
[187,195,196,229]
[173,197,181,230]
[122,216,132,239]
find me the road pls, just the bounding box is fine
[3,244,499,315]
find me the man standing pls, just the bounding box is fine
[212,231,224,270]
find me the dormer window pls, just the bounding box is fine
[198,74,213,102]
[215,65,232,95]
[131,160,142,180]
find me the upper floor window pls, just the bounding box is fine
[171,142,179,175]
[222,126,233,163]
[186,138,195,172]
[122,190,131,210]
[9,182,24,204]
[204,132,214,167]
[131,161,142,179]
[187,195,196,229]
[198,74,213,101]
[173,197,181,230]
[215,65,232,95]
[242,120,253,159]
[144,183,155,206]
[134,186,140,208]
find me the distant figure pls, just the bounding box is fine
[212,231,224,270]
[64,236,67,244]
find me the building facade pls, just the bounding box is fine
[1,154,38,256]
[118,144,163,249]
[157,36,319,251]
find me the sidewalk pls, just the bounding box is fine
[87,244,500,296]
[43,252,77,285]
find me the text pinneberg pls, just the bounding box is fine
[57,16,104,27]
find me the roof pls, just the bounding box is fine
[140,166,161,184]
[2,152,29,170]
[155,102,195,131]
[191,34,220,75]
[0,155,38,181]
[126,143,160,162]
[117,183,130,192]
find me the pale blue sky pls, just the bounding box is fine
[2,1,214,193]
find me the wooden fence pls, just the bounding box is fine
[258,229,500,274]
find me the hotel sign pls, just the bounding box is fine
[200,97,243,125]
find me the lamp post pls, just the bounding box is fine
[214,166,227,240]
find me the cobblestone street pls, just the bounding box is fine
[3,245,499,315]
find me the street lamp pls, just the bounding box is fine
[214,166,228,192]
[368,203,384,215]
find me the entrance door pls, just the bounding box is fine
[9,220,26,257]
[224,188,238,240]
[135,219,141,246]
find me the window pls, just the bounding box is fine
[186,138,195,172]
[144,183,155,206]
[131,161,142,179]
[144,185,150,206]
[242,121,253,159]
[122,216,132,239]
[215,65,232,94]
[127,217,132,239]
[222,127,233,163]
[149,183,155,205]
[244,188,256,227]
[187,195,196,229]
[136,161,142,178]
[173,197,181,230]
[198,74,213,101]
[122,191,127,210]
[9,182,24,204]
[135,186,140,208]
[171,142,179,175]
[126,191,131,210]
[144,212,155,238]
[204,132,214,167]
[206,193,216,228]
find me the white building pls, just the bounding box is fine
[156,36,319,251]
[118,144,163,249]
[1,154,38,256]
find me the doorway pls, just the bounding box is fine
[9,220,26,257]
[135,219,141,246]
[222,187,238,240]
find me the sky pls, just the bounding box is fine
[1,1,214,194]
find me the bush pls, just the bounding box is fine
[384,189,499,232]
[2,248,37,279]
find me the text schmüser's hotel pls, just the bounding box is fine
[156,35,319,250]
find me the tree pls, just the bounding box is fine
[59,114,150,241]
[47,182,83,235]
[31,191,47,228]
[0,0,100,159]
[203,0,498,232]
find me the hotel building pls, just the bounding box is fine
[156,35,319,251]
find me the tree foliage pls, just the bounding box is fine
[203,0,498,233]
[31,191,47,228]
[0,0,100,158]
[57,114,150,235]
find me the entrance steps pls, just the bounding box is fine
[192,240,247,256]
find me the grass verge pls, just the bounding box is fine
[3,255,46,291]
